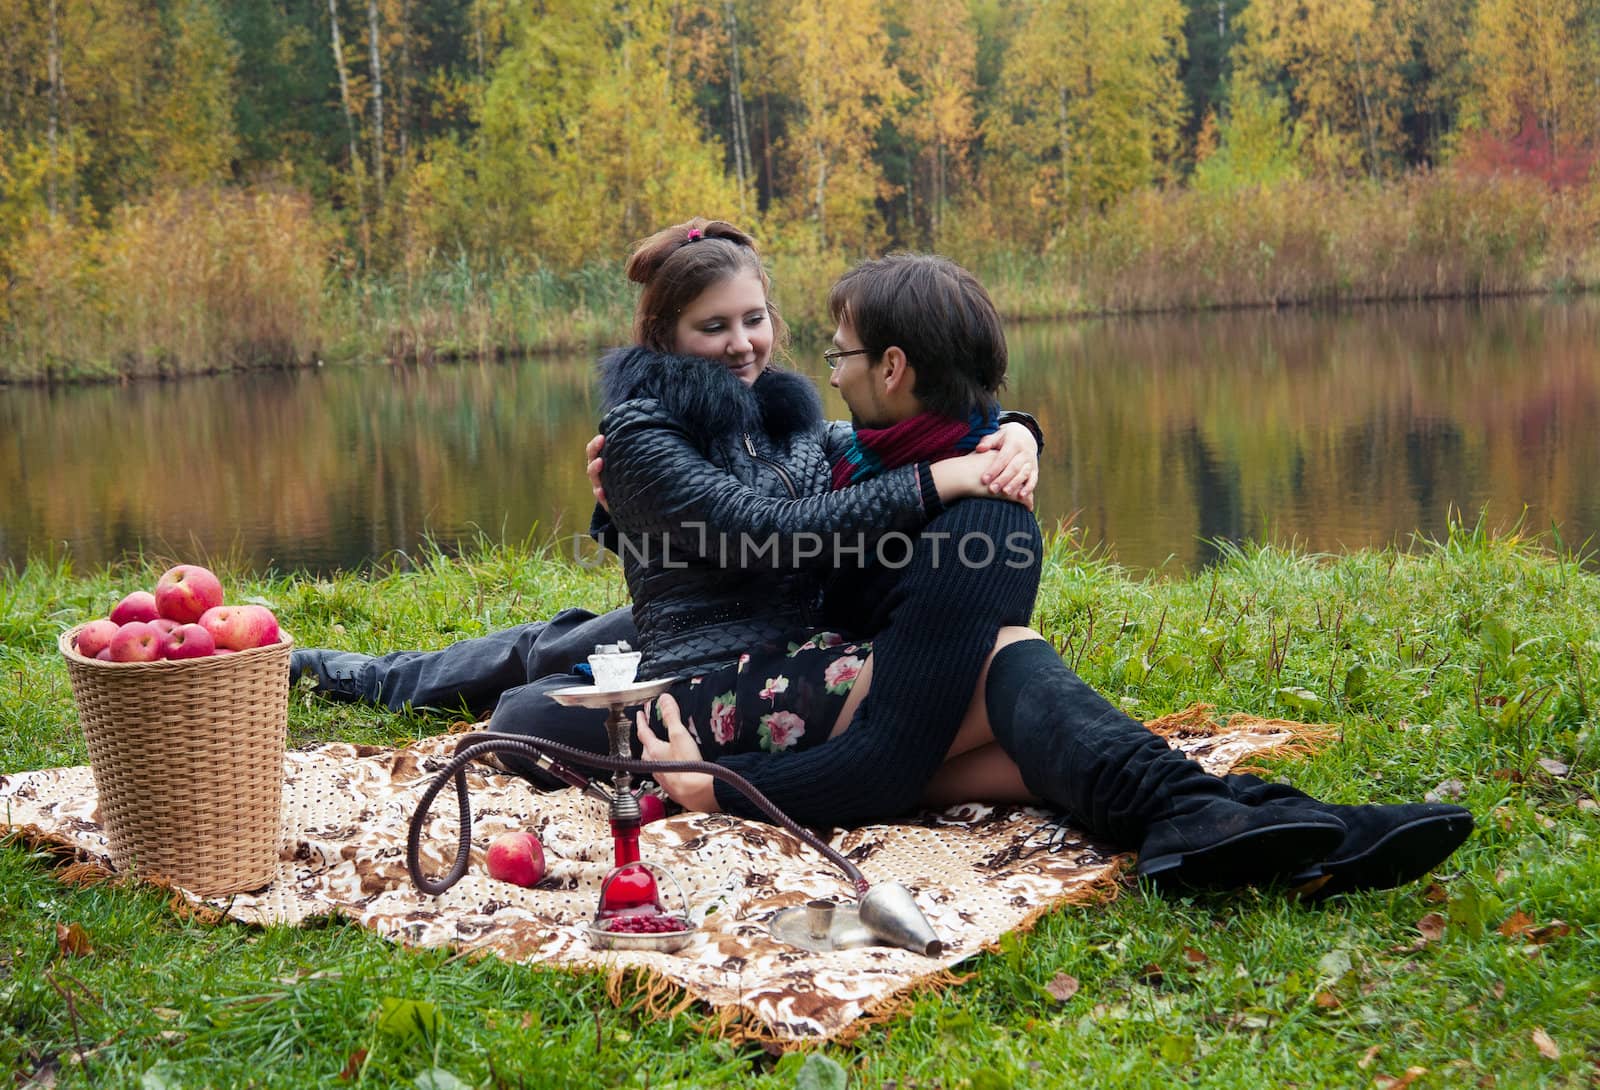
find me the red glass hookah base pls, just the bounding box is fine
[597,818,682,928]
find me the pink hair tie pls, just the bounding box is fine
[685,227,703,242]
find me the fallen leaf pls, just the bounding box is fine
[1045,973,1080,1002]
[1536,758,1570,778]
[1526,920,1572,945]
[1426,779,1466,802]
[150,1007,180,1021]
[1532,1027,1560,1060]
[1490,980,1506,1000]
[1374,1066,1428,1089]
[1137,962,1165,986]
[1314,990,1341,1009]
[1417,913,1447,943]
[1182,946,1207,965]
[1577,797,1598,813]
[54,923,92,958]
[339,1050,367,1082]
[1491,767,1523,782]
[1358,1045,1382,1069]
[1421,883,1449,904]
[1498,911,1534,939]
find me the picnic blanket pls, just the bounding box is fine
[1,706,1327,1044]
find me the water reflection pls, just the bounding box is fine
[5,297,1599,574]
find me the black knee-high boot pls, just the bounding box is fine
[984,640,1346,889]
[1224,774,1474,900]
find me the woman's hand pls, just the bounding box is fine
[586,433,609,512]
[929,450,1036,511]
[975,422,1039,504]
[635,694,718,812]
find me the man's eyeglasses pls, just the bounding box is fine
[823,348,871,369]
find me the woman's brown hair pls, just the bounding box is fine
[625,217,788,355]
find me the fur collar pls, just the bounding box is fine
[598,346,823,441]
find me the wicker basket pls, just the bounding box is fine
[58,624,293,895]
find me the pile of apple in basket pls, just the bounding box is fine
[59,565,293,896]
[70,564,282,661]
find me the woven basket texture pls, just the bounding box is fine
[58,625,293,894]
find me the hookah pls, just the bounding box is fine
[405,647,942,957]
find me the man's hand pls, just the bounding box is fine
[635,694,718,811]
[586,433,608,512]
[975,422,1038,505]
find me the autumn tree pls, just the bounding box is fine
[1466,0,1597,156]
[886,0,978,246]
[762,0,905,250]
[416,0,740,266]
[1234,0,1411,178]
[155,0,239,185]
[983,0,1187,238]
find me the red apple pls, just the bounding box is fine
[74,619,119,659]
[485,831,545,887]
[161,623,216,660]
[155,564,225,624]
[149,618,180,639]
[109,591,159,626]
[109,621,163,662]
[95,648,114,661]
[199,604,281,651]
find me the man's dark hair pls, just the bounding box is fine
[827,253,1006,419]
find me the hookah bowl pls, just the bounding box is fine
[547,673,699,954]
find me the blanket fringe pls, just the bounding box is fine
[1147,702,1339,754]
[605,964,700,1022]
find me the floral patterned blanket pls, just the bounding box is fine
[0,708,1321,1043]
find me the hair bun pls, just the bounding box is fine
[625,218,758,286]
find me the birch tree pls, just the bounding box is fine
[766,0,904,249]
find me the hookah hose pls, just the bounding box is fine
[405,731,870,899]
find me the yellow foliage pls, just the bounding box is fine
[2,187,331,379]
[1235,0,1410,177]
[1467,0,1597,153]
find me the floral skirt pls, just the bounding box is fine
[644,632,871,761]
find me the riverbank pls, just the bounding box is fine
[3,527,1596,1084]
[3,171,1597,384]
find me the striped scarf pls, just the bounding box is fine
[831,406,1000,488]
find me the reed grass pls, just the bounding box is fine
[2,187,332,381]
[4,170,1598,382]
[2,524,1597,1086]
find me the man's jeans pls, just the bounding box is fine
[356,606,637,776]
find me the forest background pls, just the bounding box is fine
[5,0,1600,380]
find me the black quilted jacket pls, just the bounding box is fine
[596,347,937,677]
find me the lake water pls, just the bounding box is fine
[6,297,1599,575]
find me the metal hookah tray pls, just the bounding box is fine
[768,903,878,953]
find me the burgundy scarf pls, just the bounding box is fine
[831,407,999,489]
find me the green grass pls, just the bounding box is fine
[3,524,1598,1087]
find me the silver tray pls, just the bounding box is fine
[546,678,676,708]
[768,903,878,953]
[585,922,698,954]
